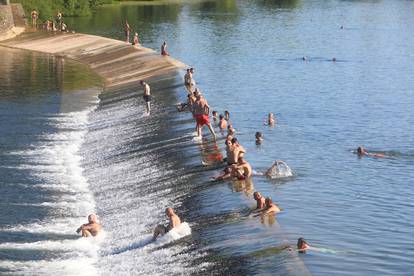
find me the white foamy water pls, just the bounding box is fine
[0,106,100,276]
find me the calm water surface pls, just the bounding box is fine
[1,0,413,275]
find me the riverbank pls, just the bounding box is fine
[0,30,186,88]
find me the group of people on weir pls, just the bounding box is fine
[74,22,387,254]
[31,9,72,33]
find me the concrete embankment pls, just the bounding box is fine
[0,31,187,88]
[0,3,25,41]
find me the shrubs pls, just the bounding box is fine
[11,0,116,20]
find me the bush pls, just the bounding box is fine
[11,0,114,20]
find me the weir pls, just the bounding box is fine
[0,31,187,88]
[0,30,311,275]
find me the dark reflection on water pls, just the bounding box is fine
[259,0,301,9]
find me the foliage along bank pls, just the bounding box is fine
[11,0,119,20]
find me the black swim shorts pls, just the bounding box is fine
[143,95,152,102]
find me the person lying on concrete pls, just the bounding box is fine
[76,214,101,237]
[153,207,181,240]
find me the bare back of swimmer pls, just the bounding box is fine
[153,207,181,240]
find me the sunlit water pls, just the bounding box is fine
[1,0,414,275]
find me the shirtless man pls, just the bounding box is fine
[231,137,246,158]
[193,91,216,140]
[56,11,62,28]
[253,191,266,210]
[218,114,227,130]
[227,125,235,137]
[184,68,195,93]
[225,137,244,165]
[212,111,218,122]
[161,41,170,56]
[224,110,230,121]
[124,20,131,43]
[31,10,38,27]
[268,112,275,126]
[140,80,151,115]
[153,207,181,240]
[76,214,101,237]
[254,197,281,216]
[357,146,385,158]
[233,156,252,180]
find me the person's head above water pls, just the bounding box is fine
[212,111,218,117]
[165,207,174,217]
[231,137,239,145]
[224,110,230,119]
[190,68,195,74]
[297,237,309,252]
[219,114,224,120]
[255,132,262,139]
[88,214,97,223]
[140,80,145,85]
[357,146,366,155]
[253,191,262,200]
[265,197,273,207]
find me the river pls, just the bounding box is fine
[1,0,414,275]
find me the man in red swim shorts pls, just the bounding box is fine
[192,90,216,140]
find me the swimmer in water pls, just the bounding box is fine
[153,207,181,240]
[253,191,266,210]
[356,146,385,158]
[268,112,275,126]
[255,132,263,145]
[262,197,281,214]
[76,214,101,237]
[297,237,310,253]
[224,110,230,121]
[227,124,235,137]
[212,111,218,122]
[218,114,227,130]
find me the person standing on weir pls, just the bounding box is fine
[161,41,170,56]
[193,90,216,140]
[31,10,38,27]
[140,80,151,115]
[124,20,131,43]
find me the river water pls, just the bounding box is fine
[1,0,414,275]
